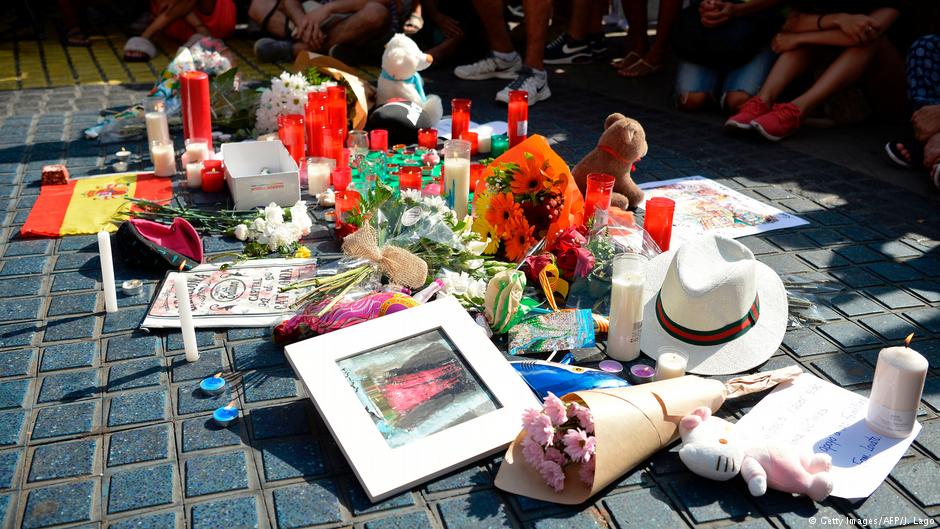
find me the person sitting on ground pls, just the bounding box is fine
[249,0,410,63]
[613,0,681,77]
[673,0,784,114]
[124,0,236,62]
[726,0,904,141]
[413,0,482,65]
[452,0,552,105]
[543,0,608,65]
[884,34,940,189]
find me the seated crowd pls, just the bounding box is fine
[60,0,940,187]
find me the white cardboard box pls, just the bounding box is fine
[222,141,301,210]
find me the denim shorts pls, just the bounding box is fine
[675,48,777,98]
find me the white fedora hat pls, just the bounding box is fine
[640,234,787,375]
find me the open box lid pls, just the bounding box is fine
[221,141,299,178]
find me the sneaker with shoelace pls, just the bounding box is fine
[454,53,522,80]
[544,34,592,64]
[589,33,608,55]
[751,102,802,141]
[496,67,551,105]
[724,96,771,130]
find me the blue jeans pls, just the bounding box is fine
[907,34,940,110]
[676,48,777,104]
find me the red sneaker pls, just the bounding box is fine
[752,103,802,141]
[724,97,771,130]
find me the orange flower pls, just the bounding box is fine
[544,169,567,196]
[509,166,544,195]
[503,216,537,262]
[485,192,523,236]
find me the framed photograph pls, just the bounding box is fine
[285,296,538,501]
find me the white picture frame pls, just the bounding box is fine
[285,296,538,502]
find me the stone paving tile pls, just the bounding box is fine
[437,489,513,528]
[829,268,885,288]
[190,495,259,529]
[42,315,98,343]
[181,415,244,453]
[830,292,883,317]
[833,245,885,264]
[45,292,97,317]
[0,349,34,378]
[105,332,162,361]
[811,355,874,386]
[866,262,923,282]
[242,369,299,403]
[272,480,343,528]
[107,358,163,392]
[39,342,97,371]
[31,400,98,440]
[106,463,175,514]
[50,271,97,292]
[184,450,250,498]
[904,308,940,334]
[840,484,924,528]
[176,382,234,416]
[905,280,940,303]
[865,286,925,309]
[107,389,168,427]
[782,329,840,358]
[27,438,97,482]
[249,401,311,440]
[107,423,172,467]
[364,511,434,529]
[258,437,325,482]
[0,449,20,490]
[170,349,225,382]
[108,510,179,529]
[0,276,43,297]
[21,479,96,529]
[858,314,916,341]
[817,321,881,349]
[0,410,26,447]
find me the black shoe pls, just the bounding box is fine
[588,33,608,55]
[544,33,592,65]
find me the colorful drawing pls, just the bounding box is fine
[143,259,318,328]
[339,329,500,448]
[638,176,807,246]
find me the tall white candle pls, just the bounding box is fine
[866,334,926,438]
[606,254,646,361]
[175,272,200,362]
[307,162,332,195]
[150,141,176,177]
[185,162,203,189]
[185,139,210,164]
[654,349,688,381]
[145,111,170,145]
[97,231,118,313]
[444,158,470,219]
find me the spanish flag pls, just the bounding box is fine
[21,172,172,238]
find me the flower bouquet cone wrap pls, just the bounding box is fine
[494,366,802,504]
[292,52,374,130]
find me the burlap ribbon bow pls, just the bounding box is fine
[341,224,428,289]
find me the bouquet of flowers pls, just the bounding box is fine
[520,393,596,492]
[231,201,314,258]
[473,136,585,262]
[255,71,312,134]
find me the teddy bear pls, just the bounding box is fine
[678,407,833,502]
[571,113,647,211]
[376,33,443,126]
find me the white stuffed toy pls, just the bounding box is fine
[678,407,834,502]
[376,33,443,126]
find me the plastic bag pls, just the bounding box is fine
[781,273,844,328]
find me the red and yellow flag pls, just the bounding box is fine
[21,172,172,237]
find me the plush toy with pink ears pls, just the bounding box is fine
[678,407,834,502]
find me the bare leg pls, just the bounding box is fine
[249,0,289,37]
[522,0,550,69]
[723,90,752,113]
[321,1,389,50]
[790,39,882,114]
[619,0,649,58]
[568,0,604,40]
[677,92,710,112]
[645,0,680,63]
[141,0,198,40]
[865,38,907,120]
[472,0,514,54]
[756,46,814,105]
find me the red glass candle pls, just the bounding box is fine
[417,128,438,149]
[398,165,423,191]
[321,128,344,168]
[201,159,225,193]
[469,163,485,193]
[327,86,347,142]
[306,91,328,157]
[450,99,471,142]
[277,114,305,165]
[583,172,615,225]
[459,132,478,156]
[508,90,528,147]
[370,129,388,152]
[334,189,361,239]
[180,71,213,150]
[644,197,676,252]
[331,166,352,191]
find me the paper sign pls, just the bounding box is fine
[734,373,920,499]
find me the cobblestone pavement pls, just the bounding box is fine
[0,30,937,529]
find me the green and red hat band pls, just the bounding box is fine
[655,291,760,346]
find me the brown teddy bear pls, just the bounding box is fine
[572,113,647,210]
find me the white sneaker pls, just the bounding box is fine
[454,54,522,81]
[495,67,551,105]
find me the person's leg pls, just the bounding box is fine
[321,1,389,50]
[522,0,550,70]
[756,46,814,105]
[675,60,718,112]
[567,0,600,40]
[454,0,522,80]
[141,0,198,40]
[618,0,678,76]
[473,0,514,54]
[906,34,940,111]
[721,48,776,113]
[248,0,289,37]
[619,0,648,58]
[790,38,884,114]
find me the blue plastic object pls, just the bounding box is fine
[510,360,630,400]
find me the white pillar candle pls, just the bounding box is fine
[606,254,647,361]
[185,162,203,189]
[145,111,170,145]
[866,334,926,438]
[97,231,118,313]
[654,349,688,381]
[175,272,200,362]
[185,139,210,164]
[150,141,176,177]
[307,162,332,195]
[476,125,493,154]
[444,158,470,219]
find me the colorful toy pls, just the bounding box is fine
[376,34,443,126]
[273,291,418,345]
[510,360,629,400]
[678,406,833,501]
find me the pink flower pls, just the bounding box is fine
[521,436,546,467]
[538,460,566,492]
[524,412,555,446]
[567,403,595,434]
[578,458,596,486]
[562,429,597,463]
[543,393,568,426]
[544,446,566,466]
[521,407,542,429]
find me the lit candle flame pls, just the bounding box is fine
[225,400,236,409]
[179,261,187,272]
[213,372,223,379]
[904,333,914,347]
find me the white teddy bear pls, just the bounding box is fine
[376,33,443,126]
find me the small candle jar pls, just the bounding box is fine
[476,125,493,154]
[184,137,211,165]
[149,139,176,177]
[346,130,370,165]
[584,173,616,226]
[459,131,479,156]
[306,90,328,156]
[508,90,529,147]
[469,163,485,193]
[370,129,389,152]
[321,128,345,168]
[334,189,361,240]
[306,157,334,195]
[212,405,239,427]
[654,348,688,381]
[277,114,306,165]
[491,134,509,157]
[114,147,132,172]
[144,96,171,145]
[185,162,203,189]
[201,159,225,193]
[200,375,226,396]
[629,363,655,384]
[418,128,438,149]
[598,359,623,373]
[644,197,676,252]
[399,164,423,191]
[331,166,352,191]
[327,86,347,139]
[866,336,927,438]
[450,98,471,141]
[121,279,143,296]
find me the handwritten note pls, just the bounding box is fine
[734,373,920,499]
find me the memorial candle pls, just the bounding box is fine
[476,125,493,154]
[606,254,647,361]
[508,90,528,147]
[370,129,389,152]
[442,139,471,219]
[866,333,927,438]
[277,114,306,164]
[491,134,509,157]
[185,162,203,189]
[417,128,438,149]
[180,70,213,150]
[150,140,176,177]
[144,96,170,145]
[322,128,345,168]
[97,230,118,313]
[644,197,676,252]
[584,172,615,225]
[654,348,688,381]
[184,138,210,165]
[399,164,423,191]
[306,90,328,156]
[306,157,334,195]
[450,98,471,141]
[201,159,224,193]
[459,132,478,156]
[327,86,347,141]
[175,266,200,362]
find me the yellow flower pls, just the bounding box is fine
[293,246,312,258]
